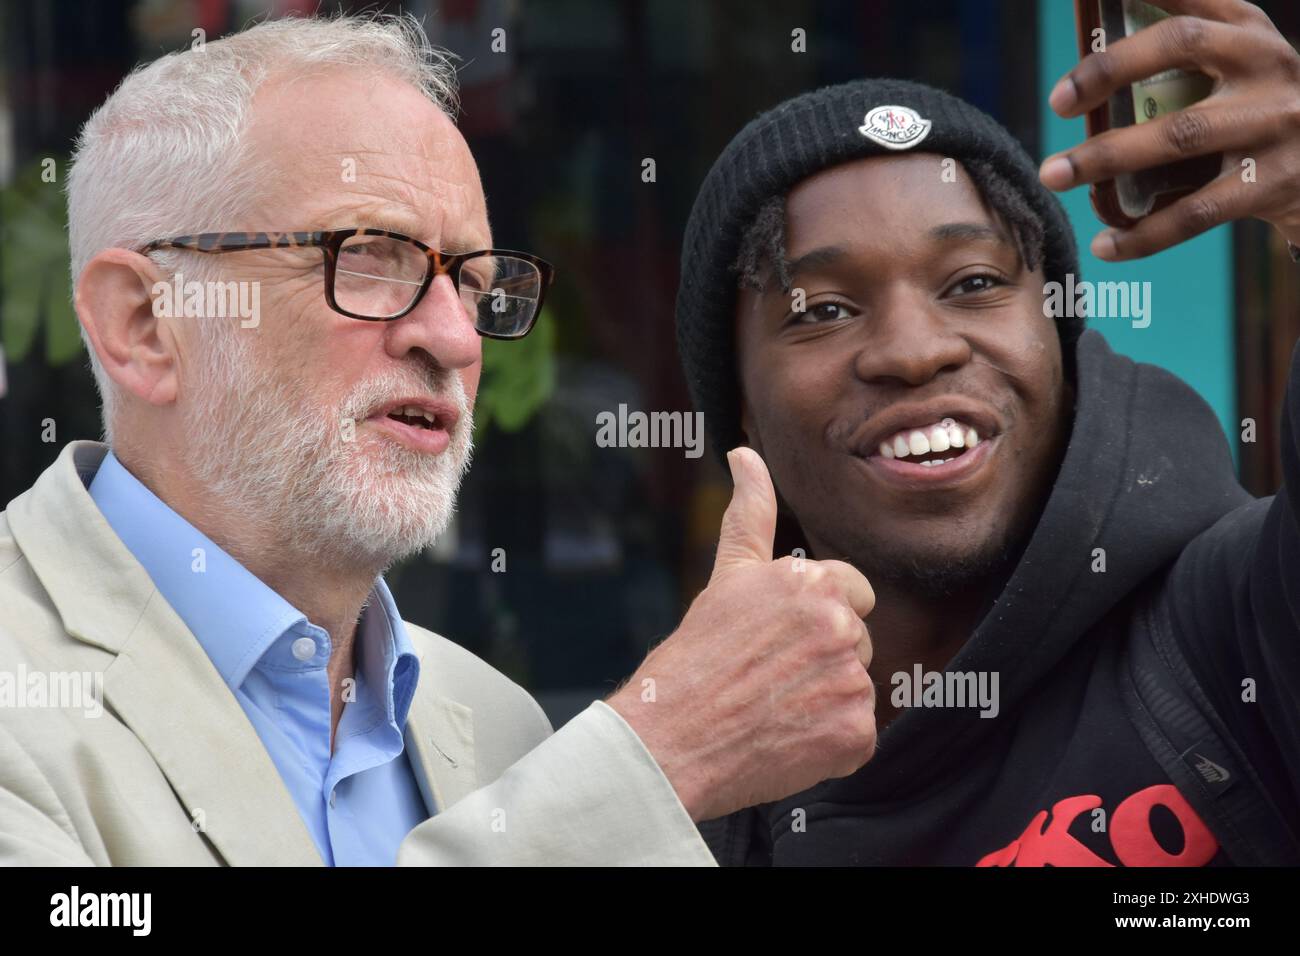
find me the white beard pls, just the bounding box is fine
[179,331,473,572]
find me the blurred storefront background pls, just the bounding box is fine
[2,0,1296,725]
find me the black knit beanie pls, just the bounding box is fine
[675,77,1083,461]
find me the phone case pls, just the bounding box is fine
[1072,0,1220,230]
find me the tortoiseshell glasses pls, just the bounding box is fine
[138,229,554,339]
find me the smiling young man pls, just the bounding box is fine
[677,0,1300,866]
[727,152,1075,704]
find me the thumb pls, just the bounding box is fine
[711,446,778,579]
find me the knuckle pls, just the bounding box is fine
[1275,41,1300,84]
[1165,16,1207,60]
[841,691,874,735]
[801,561,827,586]
[1113,232,1144,260]
[837,603,866,643]
[1079,137,1114,179]
[1283,96,1300,136]
[1080,55,1112,95]
[1164,108,1212,155]
[856,630,874,669]
[814,560,845,588]
[832,655,870,694]
[1243,3,1275,31]
[1181,194,1221,235]
[825,601,856,639]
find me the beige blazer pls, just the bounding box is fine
[0,441,714,866]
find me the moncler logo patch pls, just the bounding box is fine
[857,104,933,150]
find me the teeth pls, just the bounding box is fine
[392,405,436,423]
[874,417,984,460]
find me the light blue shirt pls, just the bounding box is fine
[89,450,430,865]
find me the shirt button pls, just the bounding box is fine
[329,790,337,809]
[291,637,317,661]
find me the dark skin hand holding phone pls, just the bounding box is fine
[1040,0,1300,261]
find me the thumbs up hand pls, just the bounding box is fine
[608,447,877,823]
[711,445,780,571]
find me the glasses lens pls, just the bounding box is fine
[334,235,428,318]
[458,256,543,337]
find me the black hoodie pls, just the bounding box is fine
[699,329,1300,867]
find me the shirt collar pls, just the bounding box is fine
[88,449,418,722]
[357,577,420,728]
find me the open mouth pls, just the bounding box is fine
[874,417,983,469]
[385,405,439,430]
[363,398,458,455]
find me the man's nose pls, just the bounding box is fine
[383,272,481,369]
[851,288,971,387]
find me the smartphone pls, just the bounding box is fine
[1073,0,1221,228]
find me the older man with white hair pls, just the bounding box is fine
[0,14,879,866]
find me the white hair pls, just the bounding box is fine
[65,13,461,445]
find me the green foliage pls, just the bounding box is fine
[1,157,80,366]
[473,306,556,440]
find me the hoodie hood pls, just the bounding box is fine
[814,328,1253,802]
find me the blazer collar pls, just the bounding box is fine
[7,442,428,868]
[5,441,476,864]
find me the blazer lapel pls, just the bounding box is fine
[102,600,324,865]
[7,441,322,866]
[403,681,480,816]
[404,673,478,816]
